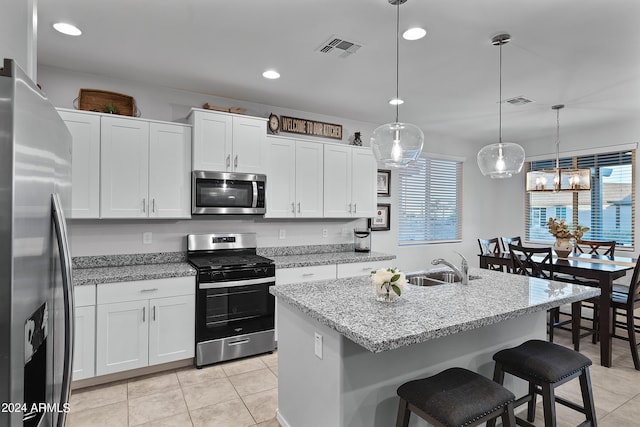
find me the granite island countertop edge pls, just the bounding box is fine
[270,267,602,353]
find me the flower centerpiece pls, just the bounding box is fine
[546,217,589,258]
[370,267,407,302]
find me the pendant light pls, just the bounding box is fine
[477,33,525,178]
[370,0,424,168]
[526,105,591,192]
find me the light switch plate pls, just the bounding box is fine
[314,332,323,359]
[142,232,152,244]
[322,228,328,238]
[279,229,286,240]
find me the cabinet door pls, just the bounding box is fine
[232,116,266,173]
[295,141,324,217]
[351,148,377,218]
[191,111,232,171]
[100,116,150,218]
[58,110,100,219]
[72,305,96,380]
[96,300,149,375]
[148,123,191,218]
[265,138,296,218]
[323,144,352,217]
[148,295,195,366]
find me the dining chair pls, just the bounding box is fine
[555,240,617,348]
[610,258,640,370]
[508,244,561,341]
[500,236,522,253]
[478,238,504,271]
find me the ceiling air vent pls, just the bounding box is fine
[503,96,535,106]
[316,35,362,59]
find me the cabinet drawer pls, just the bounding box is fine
[74,285,96,307]
[336,260,392,279]
[276,265,336,285]
[97,277,195,304]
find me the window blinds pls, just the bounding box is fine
[398,157,463,244]
[525,149,635,248]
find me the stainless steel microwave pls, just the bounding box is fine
[192,171,266,215]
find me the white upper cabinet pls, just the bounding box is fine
[148,122,191,218]
[100,116,150,218]
[100,115,191,219]
[323,144,376,218]
[58,110,101,219]
[190,110,266,173]
[265,137,323,218]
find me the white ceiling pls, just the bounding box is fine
[37,0,640,146]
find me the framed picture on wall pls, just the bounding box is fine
[377,169,391,197]
[369,203,391,231]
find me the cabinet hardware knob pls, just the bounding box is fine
[152,306,156,321]
[291,202,295,213]
[234,155,238,169]
[226,155,231,168]
[142,198,146,213]
[152,198,156,213]
[348,203,352,213]
[353,203,357,213]
[297,202,301,213]
[142,306,146,322]
[140,288,159,293]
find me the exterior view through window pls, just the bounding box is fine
[526,149,635,248]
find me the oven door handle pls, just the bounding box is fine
[199,276,275,289]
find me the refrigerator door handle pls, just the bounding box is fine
[51,193,74,427]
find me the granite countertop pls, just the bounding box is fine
[73,262,196,286]
[270,267,601,353]
[269,251,395,269]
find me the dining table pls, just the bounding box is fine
[479,251,635,367]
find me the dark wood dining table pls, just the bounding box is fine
[479,252,635,367]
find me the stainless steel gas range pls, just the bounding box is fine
[187,233,276,368]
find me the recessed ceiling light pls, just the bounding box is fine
[262,70,280,79]
[53,22,82,36]
[402,27,426,41]
[389,98,404,106]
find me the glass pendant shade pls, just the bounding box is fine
[477,142,525,178]
[526,168,591,192]
[371,122,424,168]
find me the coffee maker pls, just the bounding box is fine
[354,229,371,252]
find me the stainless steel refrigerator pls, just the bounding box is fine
[0,58,74,427]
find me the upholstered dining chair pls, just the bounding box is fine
[500,236,522,254]
[478,237,504,271]
[611,258,640,370]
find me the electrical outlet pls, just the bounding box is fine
[314,332,323,359]
[322,228,328,238]
[142,232,152,244]
[279,229,286,240]
[342,227,349,237]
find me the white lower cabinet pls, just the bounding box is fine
[336,260,391,278]
[95,277,195,376]
[73,285,96,381]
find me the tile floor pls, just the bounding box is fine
[67,327,640,427]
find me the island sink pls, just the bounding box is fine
[407,269,481,286]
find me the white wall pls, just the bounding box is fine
[1,0,37,80]
[36,65,546,268]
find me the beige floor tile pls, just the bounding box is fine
[190,398,255,427]
[268,364,278,377]
[181,377,239,412]
[135,411,193,427]
[128,387,188,426]
[259,352,278,367]
[242,388,278,423]
[176,365,225,387]
[228,368,278,397]
[69,381,128,413]
[66,401,128,427]
[220,356,267,377]
[128,371,181,400]
[255,418,281,427]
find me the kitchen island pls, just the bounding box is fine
[270,267,601,427]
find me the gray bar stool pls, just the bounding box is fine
[488,339,596,427]
[396,367,516,427]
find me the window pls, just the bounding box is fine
[525,149,635,248]
[398,156,463,244]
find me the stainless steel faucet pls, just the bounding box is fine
[431,251,469,285]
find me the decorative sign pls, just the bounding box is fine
[279,115,343,140]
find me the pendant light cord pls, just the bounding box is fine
[555,107,560,170]
[498,40,503,145]
[395,0,400,123]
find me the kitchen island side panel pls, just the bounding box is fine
[276,301,545,427]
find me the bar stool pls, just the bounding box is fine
[488,340,597,427]
[396,367,516,427]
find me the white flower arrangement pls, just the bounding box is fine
[370,267,407,301]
